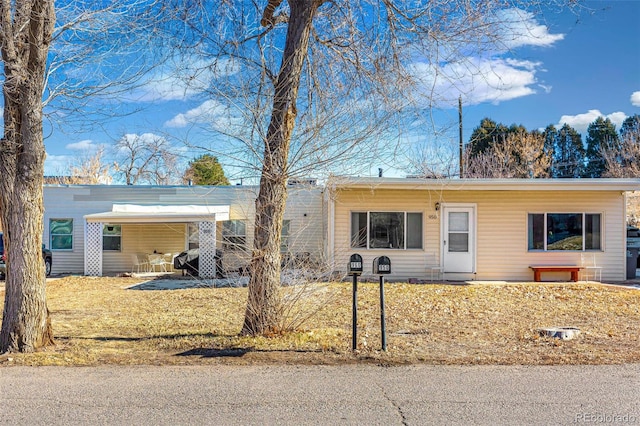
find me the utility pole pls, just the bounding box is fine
[459,95,464,178]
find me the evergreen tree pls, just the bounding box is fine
[504,124,529,170]
[464,129,550,178]
[553,124,585,178]
[620,114,640,139]
[508,124,528,135]
[602,114,640,178]
[467,118,509,157]
[584,117,619,177]
[542,125,557,176]
[184,154,229,185]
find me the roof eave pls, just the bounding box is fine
[84,212,230,223]
[329,177,640,192]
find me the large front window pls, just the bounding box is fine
[528,213,601,251]
[351,212,423,249]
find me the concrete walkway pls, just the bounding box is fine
[128,275,249,290]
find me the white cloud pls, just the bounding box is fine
[136,73,209,102]
[407,8,563,108]
[119,132,166,145]
[164,99,245,133]
[44,154,73,176]
[538,84,552,94]
[493,8,565,49]
[65,139,97,151]
[607,112,628,128]
[132,58,239,102]
[631,91,640,107]
[165,100,228,128]
[557,109,627,134]
[411,57,540,106]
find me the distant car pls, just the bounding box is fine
[627,226,640,269]
[0,232,52,278]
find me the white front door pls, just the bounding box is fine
[442,205,475,273]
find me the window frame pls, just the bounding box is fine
[50,218,74,251]
[281,219,291,253]
[527,212,602,252]
[350,211,423,250]
[222,219,247,251]
[187,223,199,250]
[102,224,122,252]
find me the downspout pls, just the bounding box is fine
[327,186,335,271]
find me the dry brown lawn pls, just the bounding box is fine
[1,275,639,366]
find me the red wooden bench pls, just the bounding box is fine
[529,265,582,282]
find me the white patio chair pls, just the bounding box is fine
[131,253,149,273]
[148,253,168,272]
[580,253,602,283]
[426,253,444,281]
[163,253,175,272]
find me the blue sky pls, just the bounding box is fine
[459,1,640,135]
[42,1,640,181]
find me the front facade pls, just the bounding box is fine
[42,178,639,282]
[327,178,639,282]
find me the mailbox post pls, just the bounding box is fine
[373,256,391,351]
[348,254,363,351]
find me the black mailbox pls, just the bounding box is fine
[348,253,363,276]
[373,256,391,275]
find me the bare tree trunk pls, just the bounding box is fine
[0,0,55,353]
[242,1,320,335]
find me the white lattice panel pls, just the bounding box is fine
[85,222,103,276]
[198,221,217,278]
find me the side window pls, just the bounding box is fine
[527,213,545,250]
[50,219,73,250]
[585,214,602,250]
[188,223,199,250]
[281,220,291,253]
[222,220,247,251]
[407,213,423,249]
[351,212,367,248]
[103,224,121,251]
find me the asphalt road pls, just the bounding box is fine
[1,364,638,425]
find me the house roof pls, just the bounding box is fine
[328,177,640,192]
[84,204,230,223]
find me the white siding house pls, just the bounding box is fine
[42,178,639,282]
[43,184,325,277]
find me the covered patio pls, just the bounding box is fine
[83,204,229,278]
